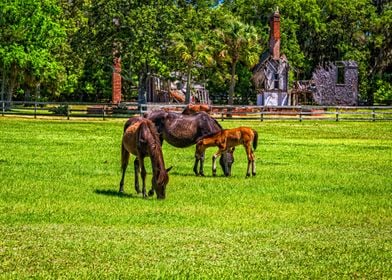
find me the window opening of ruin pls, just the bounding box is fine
[337,65,345,85]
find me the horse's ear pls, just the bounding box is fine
[166,166,173,173]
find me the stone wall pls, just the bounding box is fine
[312,61,358,106]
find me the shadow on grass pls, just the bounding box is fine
[170,170,231,177]
[94,189,134,198]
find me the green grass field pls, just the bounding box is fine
[0,117,391,279]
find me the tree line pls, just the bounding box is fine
[0,0,391,105]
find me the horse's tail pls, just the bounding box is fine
[252,129,258,151]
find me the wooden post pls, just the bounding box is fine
[335,107,339,122]
[372,108,376,122]
[67,104,70,120]
[260,107,264,122]
[34,101,37,119]
[299,106,302,122]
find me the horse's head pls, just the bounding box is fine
[152,167,172,199]
[220,147,235,176]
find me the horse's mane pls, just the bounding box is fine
[143,120,169,186]
[138,119,162,149]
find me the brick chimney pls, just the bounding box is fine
[112,56,122,104]
[269,8,281,60]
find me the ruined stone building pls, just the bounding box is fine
[252,10,359,106]
[252,9,290,106]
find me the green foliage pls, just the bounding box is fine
[0,0,68,100]
[0,118,391,278]
[374,77,392,105]
[0,0,391,104]
[48,104,69,116]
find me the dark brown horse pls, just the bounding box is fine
[196,127,258,177]
[143,110,231,176]
[119,117,172,199]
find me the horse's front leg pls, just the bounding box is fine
[193,156,200,176]
[194,146,205,176]
[133,158,141,194]
[199,152,205,176]
[212,150,222,177]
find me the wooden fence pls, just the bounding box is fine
[1,101,392,121]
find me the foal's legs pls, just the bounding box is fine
[212,141,227,176]
[251,151,256,176]
[244,143,256,177]
[119,145,130,193]
[212,150,223,177]
[133,158,141,194]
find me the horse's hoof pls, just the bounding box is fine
[246,173,250,178]
[252,172,256,176]
[148,190,154,197]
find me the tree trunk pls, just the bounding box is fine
[185,66,191,104]
[1,63,5,102]
[227,60,237,118]
[137,64,148,105]
[5,63,18,110]
[228,61,237,106]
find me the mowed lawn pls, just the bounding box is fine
[0,117,391,279]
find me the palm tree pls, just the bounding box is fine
[169,30,214,103]
[217,19,261,106]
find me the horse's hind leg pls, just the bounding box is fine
[245,144,253,177]
[119,144,130,193]
[133,158,141,194]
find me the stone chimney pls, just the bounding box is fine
[112,56,122,104]
[269,8,281,60]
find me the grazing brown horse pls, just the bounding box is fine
[143,110,231,176]
[196,127,258,177]
[119,117,172,199]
